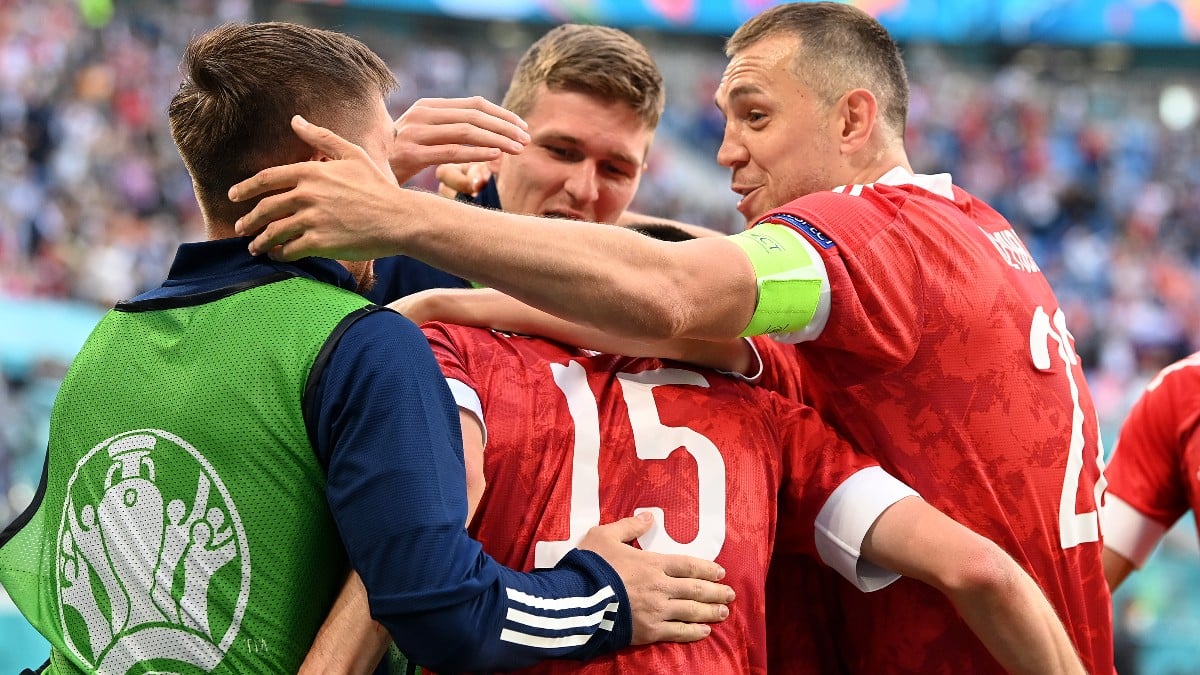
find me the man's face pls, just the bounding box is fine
[495,85,653,223]
[715,34,840,226]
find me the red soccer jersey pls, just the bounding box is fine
[751,169,1114,674]
[1104,352,1200,566]
[422,322,915,675]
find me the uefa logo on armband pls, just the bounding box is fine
[55,429,251,674]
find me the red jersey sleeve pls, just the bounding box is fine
[1103,353,1200,566]
[758,187,923,384]
[770,397,918,591]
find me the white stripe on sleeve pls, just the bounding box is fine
[814,466,919,592]
[1100,494,1167,567]
[446,378,486,446]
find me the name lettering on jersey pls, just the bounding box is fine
[757,213,835,250]
[979,227,1040,273]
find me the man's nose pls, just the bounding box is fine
[564,163,600,204]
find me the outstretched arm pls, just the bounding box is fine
[862,498,1085,675]
[391,288,756,376]
[231,117,757,341]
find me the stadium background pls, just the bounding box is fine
[1,0,1198,671]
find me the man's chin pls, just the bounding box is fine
[356,271,377,295]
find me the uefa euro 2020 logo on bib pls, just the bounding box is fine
[55,429,251,674]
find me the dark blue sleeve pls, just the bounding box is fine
[311,309,632,672]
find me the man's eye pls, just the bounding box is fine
[604,163,632,178]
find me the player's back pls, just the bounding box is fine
[424,322,794,675]
[771,181,1113,673]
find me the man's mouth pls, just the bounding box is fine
[542,210,586,221]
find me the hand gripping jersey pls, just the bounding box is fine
[729,169,1114,674]
[1103,352,1200,565]
[423,322,918,675]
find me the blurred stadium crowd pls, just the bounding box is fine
[1,0,1198,671]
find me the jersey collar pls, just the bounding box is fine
[874,166,955,201]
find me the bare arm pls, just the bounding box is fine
[460,409,485,524]
[298,572,390,675]
[391,288,755,375]
[862,497,1085,675]
[231,117,757,341]
[1102,546,1137,591]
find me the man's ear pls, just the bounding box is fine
[837,88,877,154]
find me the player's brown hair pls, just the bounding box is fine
[727,2,909,138]
[168,22,397,223]
[502,24,665,131]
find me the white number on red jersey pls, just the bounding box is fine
[1029,306,1107,549]
[534,362,728,568]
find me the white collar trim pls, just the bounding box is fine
[874,166,955,201]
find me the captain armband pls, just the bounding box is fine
[727,222,830,338]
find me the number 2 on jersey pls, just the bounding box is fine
[533,362,727,568]
[1029,306,1107,550]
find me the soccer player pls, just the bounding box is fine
[0,22,735,675]
[400,236,1084,675]
[1101,351,1200,589]
[228,4,1114,672]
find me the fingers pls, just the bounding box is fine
[228,164,303,205]
[412,96,528,131]
[243,213,305,258]
[397,98,530,152]
[668,598,730,625]
[660,575,735,605]
[292,115,365,160]
[630,598,731,646]
[398,123,524,157]
[436,162,490,196]
[233,187,300,239]
[657,553,727,583]
[402,144,506,171]
[637,620,715,645]
[466,163,491,186]
[586,512,655,545]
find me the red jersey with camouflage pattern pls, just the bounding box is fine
[750,169,1113,674]
[423,322,916,675]
[1103,352,1200,567]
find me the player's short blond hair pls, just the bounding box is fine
[502,24,664,131]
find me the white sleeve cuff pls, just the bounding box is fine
[814,466,920,592]
[716,338,763,383]
[446,378,486,447]
[1101,495,1168,567]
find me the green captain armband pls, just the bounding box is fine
[728,222,829,338]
